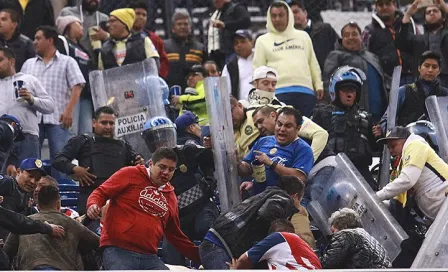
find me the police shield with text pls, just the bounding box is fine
[89,58,165,160]
[53,106,143,214]
[0,114,24,174]
[312,66,377,190]
[141,116,219,265]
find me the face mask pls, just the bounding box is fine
[248,89,275,106]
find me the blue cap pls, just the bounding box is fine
[234,29,253,40]
[175,111,204,131]
[0,114,24,141]
[19,158,47,176]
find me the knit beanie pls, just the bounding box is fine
[110,8,136,31]
[55,15,81,35]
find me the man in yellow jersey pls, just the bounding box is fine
[377,126,448,220]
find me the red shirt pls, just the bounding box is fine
[147,31,169,78]
[87,165,199,263]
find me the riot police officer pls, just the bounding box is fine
[52,106,144,214]
[0,114,24,174]
[141,116,219,265]
[312,66,377,190]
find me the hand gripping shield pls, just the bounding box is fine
[308,153,408,261]
[425,95,448,163]
[204,77,240,212]
[89,59,165,159]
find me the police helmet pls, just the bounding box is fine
[141,116,177,153]
[406,120,439,152]
[329,66,366,103]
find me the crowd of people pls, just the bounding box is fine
[0,0,448,270]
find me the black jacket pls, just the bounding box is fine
[323,40,386,114]
[322,228,392,269]
[396,23,448,84]
[52,134,137,186]
[0,32,35,71]
[211,186,294,258]
[363,11,416,78]
[305,20,339,72]
[164,36,205,90]
[213,2,251,55]
[0,175,33,240]
[0,0,54,40]
[100,33,146,70]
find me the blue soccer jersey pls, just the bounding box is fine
[243,136,314,195]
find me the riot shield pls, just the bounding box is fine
[379,66,402,189]
[308,153,408,261]
[425,95,448,163]
[89,59,165,160]
[412,197,448,268]
[204,77,240,212]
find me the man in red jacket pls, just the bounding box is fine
[86,147,200,270]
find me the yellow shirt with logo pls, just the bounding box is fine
[235,109,260,158]
[377,134,448,217]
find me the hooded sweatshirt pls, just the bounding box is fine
[86,165,200,263]
[253,1,323,94]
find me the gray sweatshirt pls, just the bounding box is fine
[0,72,55,136]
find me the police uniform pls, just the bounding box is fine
[52,134,139,213]
[312,66,377,190]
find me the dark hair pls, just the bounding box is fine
[269,219,295,234]
[419,50,442,67]
[252,105,277,118]
[270,1,289,13]
[341,21,362,37]
[152,147,178,164]
[277,107,303,127]
[129,0,148,11]
[0,8,20,24]
[0,46,16,59]
[94,106,115,119]
[39,175,58,187]
[203,60,219,76]
[38,185,60,209]
[277,175,305,197]
[287,0,305,11]
[36,25,59,45]
[230,95,239,106]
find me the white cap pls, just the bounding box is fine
[251,66,278,84]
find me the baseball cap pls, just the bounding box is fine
[186,64,206,78]
[175,111,204,131]
[234,29,253,40]
[250,66,278,84]
[377,126,411,144]
[0,114,24,142]
[19,158,47,176]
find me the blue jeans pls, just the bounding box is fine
[39,124,68,178]
[163,200,219,265]
[199,240,231,270]
[276,92,317,117]
[103,246,169,270]
[12,133,39,167]
[69,97,93,139]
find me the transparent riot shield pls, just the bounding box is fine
[204,77,240,212]
[308,153,408,261]
[89,59,165,160]
[412,197,448,268]
[379,66,402,189]
[425,95,448,163]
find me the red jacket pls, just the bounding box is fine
[86,165,200,263]
[147,30,169,78]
